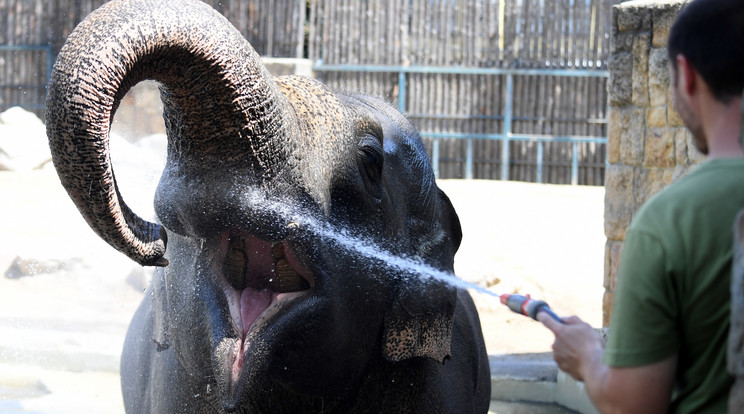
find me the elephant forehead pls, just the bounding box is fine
[275,75,357,204]
[275,75,352,142]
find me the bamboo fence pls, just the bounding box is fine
[0,0,305,111]
[309,0,618,185]
[1,0,618,184]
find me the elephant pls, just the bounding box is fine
[45,0,491,412]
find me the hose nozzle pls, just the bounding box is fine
[500,294,563,323]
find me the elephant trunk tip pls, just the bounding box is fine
[121,221,169,267]
[143,226,169,267]
[142,255,169,267]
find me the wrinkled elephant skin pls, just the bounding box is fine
[45,0,491,412]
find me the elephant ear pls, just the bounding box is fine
[382,283,456,365]
[382,189,461,364]
[437,188,463,258]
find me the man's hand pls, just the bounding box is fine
[538,312,677,413]
[537,313,603,381]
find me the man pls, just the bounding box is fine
[539,0,744,412]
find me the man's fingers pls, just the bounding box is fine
[540,313,586,332]
[538,310,562,331]
[561,315,583,324]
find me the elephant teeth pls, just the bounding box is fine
[223,235,247,291]
[271,258,310,293]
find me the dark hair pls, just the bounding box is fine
[667,0,744,103]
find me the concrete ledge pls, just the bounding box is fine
[555,372,599,414]
[490,353,599,414]
[261,57,314,78]
[489,400,579,414]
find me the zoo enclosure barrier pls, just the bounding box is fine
[0,0,306,117]
[314,62,609,185]
[308,0,618,185]
[0,45,54,112]
[2,0,617,185]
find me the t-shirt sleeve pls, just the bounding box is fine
[603,228,680,367]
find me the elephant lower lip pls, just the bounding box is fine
[228,289,309,384]
[218,230,314,383]
[219,232,314,335]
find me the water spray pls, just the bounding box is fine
[239,187,564,324]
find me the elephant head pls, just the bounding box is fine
[46,0,489,412]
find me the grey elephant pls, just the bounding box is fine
[45,0,490,412]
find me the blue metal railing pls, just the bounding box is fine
[0,44,55,110]
[313,62,609,185]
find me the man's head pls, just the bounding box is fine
[668,0,744,153]
[668,0,744,103]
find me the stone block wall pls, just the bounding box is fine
[603,0,705,326]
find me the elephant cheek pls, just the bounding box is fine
[255,295,374,398]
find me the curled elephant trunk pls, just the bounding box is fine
[46,0,296,266]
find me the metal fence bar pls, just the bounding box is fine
[421,132,605,184]
[419,132,607,144]
[398,72,406,113]
[432,138,440,179]
[0,45,55,111]
[537,142,544,184]
[405,113,607,123]
[571,142,579,185]
[502,73,513,181]
[313,62,610,78]
[0,45,54,83]
[313,62,608,184]
[466,139,473,180]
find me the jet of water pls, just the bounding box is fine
[240,186,502,299]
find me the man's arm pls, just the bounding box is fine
[538,313,677,414]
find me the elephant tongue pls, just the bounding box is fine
[239,288,273,334]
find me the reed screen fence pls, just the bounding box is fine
[1,0,619,185]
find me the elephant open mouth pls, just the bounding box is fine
[217,230,315,382]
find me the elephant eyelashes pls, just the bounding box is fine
[358,134,384,185]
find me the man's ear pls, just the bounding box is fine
[676,54,698,98]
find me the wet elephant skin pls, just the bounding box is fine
[45,0,491,412]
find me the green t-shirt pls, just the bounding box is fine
[604,158,744,413]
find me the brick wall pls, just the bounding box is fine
[603,0,705,326]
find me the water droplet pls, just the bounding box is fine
[235,186,499,298]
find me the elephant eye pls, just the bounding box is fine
[358,134,384,182]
